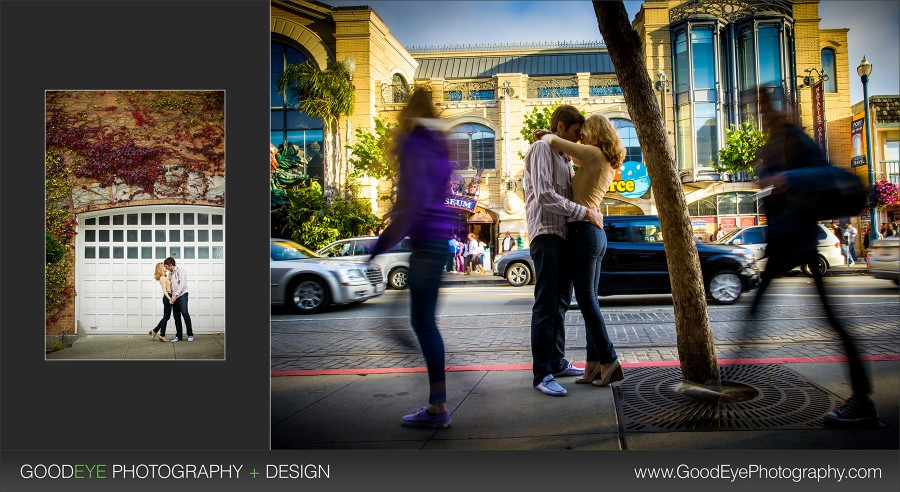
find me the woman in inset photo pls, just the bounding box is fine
[149,262,175,342]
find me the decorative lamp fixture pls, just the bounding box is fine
[502,171,518,191]
[342,55,356,81]
[164,165,176,183]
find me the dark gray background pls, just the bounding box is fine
[0,0,270,450]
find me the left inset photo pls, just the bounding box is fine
[45,90,225,360]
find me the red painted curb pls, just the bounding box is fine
[271,354,900,377]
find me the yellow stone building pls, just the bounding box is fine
[272,0,857,252]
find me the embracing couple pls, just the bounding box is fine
[149,257,193,343]
[525,105,626,396]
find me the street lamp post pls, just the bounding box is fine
[466,124,475,170]
[858,56,878,240]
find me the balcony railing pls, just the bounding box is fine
[379,83,430,104]
[881,160,900,184]
[443,80,497,102]
[527,76,579,99]
[589,75,623,97]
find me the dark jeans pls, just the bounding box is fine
[152,295,172,336]
[445,254,456,272]
[568,222,617,364]
[530,234,572,386]
[408,240,448,404]
[750,244,871,398]
[173,292,193,339]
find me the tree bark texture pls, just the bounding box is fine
[593,1,720,385]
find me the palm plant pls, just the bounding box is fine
[278,59,355,201]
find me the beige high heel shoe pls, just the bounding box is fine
[591,359,624,387]
[575,361,601,384]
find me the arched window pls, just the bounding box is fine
[447,123,495,170]
[271,40,324,180]
[611,119,643,166]
[821,48,837,93]
[391,73,409,103]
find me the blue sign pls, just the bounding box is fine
[617,161,650,199]
[445,196,476,212]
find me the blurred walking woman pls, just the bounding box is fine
[149,263,174,342]
[536,114,626,386]
[370,89,458,428]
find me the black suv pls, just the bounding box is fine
[494,215,759,304]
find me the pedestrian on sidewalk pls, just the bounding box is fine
[524,104,604,397]
[532,113,625,387]
[834,225,849,265]
[465,233,479,274]
[149,262,174,342]
[845,222,858,265]
[369,88,460,429]
[447,236,459,273]
[747,89,877,427]
[455,235,465,273]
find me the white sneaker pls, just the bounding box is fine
[188,336,194,342]
[170,337,180,343]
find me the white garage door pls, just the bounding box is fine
[75,205,225,334]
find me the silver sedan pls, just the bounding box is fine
[271,239,385,314]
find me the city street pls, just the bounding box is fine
[271,274,900,372]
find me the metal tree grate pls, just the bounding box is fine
[613,364,846,432]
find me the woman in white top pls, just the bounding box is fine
[149,262,175,342]
[535,114,626,386]
[466,233,482,274]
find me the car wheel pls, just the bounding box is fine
[505,262,532,287]
[707,271,742,304]
[801,256,828,277]
[388,267,409,289]
[289,277,330,314]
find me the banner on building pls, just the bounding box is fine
[850,112,867,168]
[609,161,651,199]
[445,169,483,212]
[811,82,828,156]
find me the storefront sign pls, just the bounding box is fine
[445,196,477,212]
[446,169,483,212]
[850,112,867,168]
[720,217,737,230]
[811,82,827,156]
[609,161,651,199]
[740,216,756,228]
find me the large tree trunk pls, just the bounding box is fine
[593,1,720,386]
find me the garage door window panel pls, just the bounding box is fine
[169,213,180,225]
[113,215,124,225]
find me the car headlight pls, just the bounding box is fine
[345,268,365,280]
[735,248,755,262]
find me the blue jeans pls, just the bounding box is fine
[152,295,172,336]
[173,292,192,339]
[408,240,448,404]
[568,222,617,364]
[530,234,572,386]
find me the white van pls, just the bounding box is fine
[716,224,844,276]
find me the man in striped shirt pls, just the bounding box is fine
[524,105,604,397]
[164,257,193,342]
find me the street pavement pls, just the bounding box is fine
[272,267,900,451]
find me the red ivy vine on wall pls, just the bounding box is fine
[46,90,225,204]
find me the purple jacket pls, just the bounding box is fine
[371,122,457,258]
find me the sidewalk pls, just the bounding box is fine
[271,358,899,450]
[45,333,225,360]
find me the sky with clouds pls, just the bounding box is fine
[324,0,899,103]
